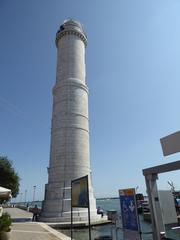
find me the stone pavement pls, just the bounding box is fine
[11,222,70,240]
[3,208,71,240]
[4,207,32,221]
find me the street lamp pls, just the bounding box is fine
[33,185,36,203]
[24,190,27,203]
[20,192,23,203]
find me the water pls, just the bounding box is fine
[60,198,180,240]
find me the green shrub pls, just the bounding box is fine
[0,213,11,232]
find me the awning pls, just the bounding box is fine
[0,186,12,200]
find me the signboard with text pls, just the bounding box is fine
[71,175,89,208]
[119,188,140,232]
[71,175,91,240]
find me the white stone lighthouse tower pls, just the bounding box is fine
[41,19,99,222]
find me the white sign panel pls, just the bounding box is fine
[160,131,180,156]
[159,190,177,225]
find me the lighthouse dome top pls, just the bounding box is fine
[56,19,87,47]
[63,19,85,31]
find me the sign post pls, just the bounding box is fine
[71,175,91,240]
[119,188,141,240]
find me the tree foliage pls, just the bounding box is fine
[0,156,20,198]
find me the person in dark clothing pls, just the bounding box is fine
[97,206,104,217]
[32,204,39,221]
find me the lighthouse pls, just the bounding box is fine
[41,19,100,222]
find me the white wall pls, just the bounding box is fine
[159,190,177,225]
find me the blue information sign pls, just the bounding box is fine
[119,188,139,232]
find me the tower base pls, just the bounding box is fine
[40,206,102,223]
[40,182,102,223]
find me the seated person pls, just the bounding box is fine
[97,206,104,217]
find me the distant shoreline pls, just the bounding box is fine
[11,198,120,205]
[96,197,119,200]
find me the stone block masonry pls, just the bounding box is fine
[40,19,100,222]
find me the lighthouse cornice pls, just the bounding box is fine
[55,29,87,47]
[55,19,87,47]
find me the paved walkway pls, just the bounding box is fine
[4,207,32,221]
[3,208,71,240]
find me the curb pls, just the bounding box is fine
[39,222,71,240]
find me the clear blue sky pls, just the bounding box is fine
[1,0,180,202]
